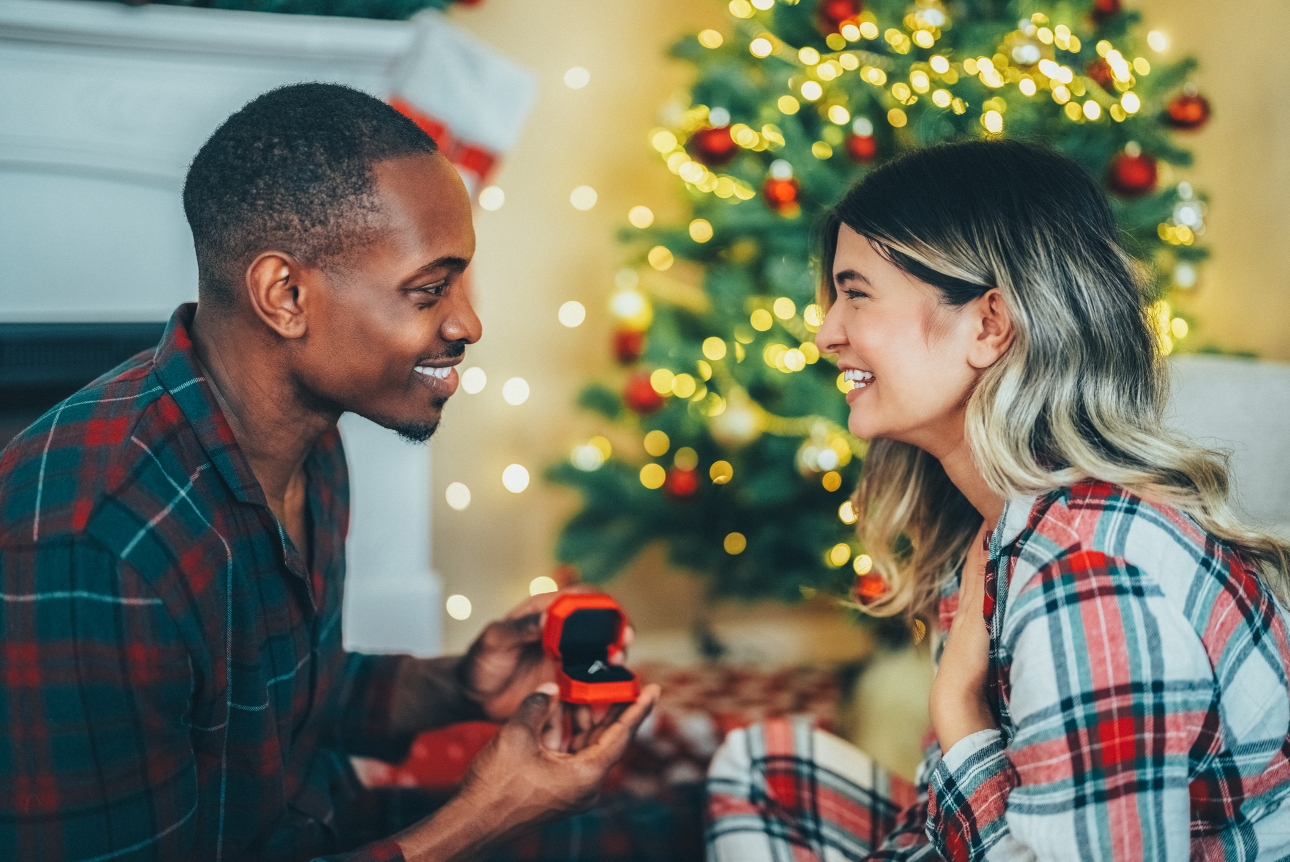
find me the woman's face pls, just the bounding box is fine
[814,225,985,456]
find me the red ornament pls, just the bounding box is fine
[663,468,700,501]
[762,176,801,216]
[1091,0,1120,23]
[1165,92,1212,130]
[817,0,862,34]
[613,328,645,364]
[623,372,665,414]
[854,572,887,606]
[687,126,738,167]
[1107,151,1158,197]
[1086,58,1115,93]
[844,133,878,163]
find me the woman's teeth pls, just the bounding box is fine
[415,366,453,380]
[843,369,875,389]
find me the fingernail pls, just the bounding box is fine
[537,682,559,696]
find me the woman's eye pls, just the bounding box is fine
[843,288,869,300]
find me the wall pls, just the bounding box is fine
[1135,0,1290,358]
[440,0,1290,651]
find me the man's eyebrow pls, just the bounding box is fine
[402,256,470,284]
[833,268,871,286]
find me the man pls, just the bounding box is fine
[0,83,658,861]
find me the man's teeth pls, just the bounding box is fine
[415,366,453,380]
[843,369,875,389]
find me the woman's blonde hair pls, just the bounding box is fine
[818,140,1290,621]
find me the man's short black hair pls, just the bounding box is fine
[183,82,439,307]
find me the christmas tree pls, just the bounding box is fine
[548,0,1211,610]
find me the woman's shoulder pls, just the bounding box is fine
[1003,478,1289,675]
[1007,478,1217,572]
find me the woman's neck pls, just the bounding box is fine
[936,434,1006,527]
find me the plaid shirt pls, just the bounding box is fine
[926,480,1290,861]
[707,480,1290,861]
[0,305,412,862]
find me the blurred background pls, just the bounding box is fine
[3,0,1289,789]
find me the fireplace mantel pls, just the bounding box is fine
[0,0,469,655]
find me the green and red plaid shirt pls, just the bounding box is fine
[0,305,412,862]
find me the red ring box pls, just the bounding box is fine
[541,593,640,704]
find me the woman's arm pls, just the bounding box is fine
[926,547,1212,862]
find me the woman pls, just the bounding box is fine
[705,140,1290,861]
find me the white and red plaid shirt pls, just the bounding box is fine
[707,479,1290,861]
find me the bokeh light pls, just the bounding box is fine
[445,594,472,621]
[460,367,487,394]
[502,464,530,493]
[445,482,471,511]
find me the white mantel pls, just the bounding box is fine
[0,0,464,655]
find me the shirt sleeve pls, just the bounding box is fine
[338,653,486,762]
[338,652,415,762]
[926,548,1213,862]
[0,538,200,861]
[870,730,945,861]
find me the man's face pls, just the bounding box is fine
[294,152,480,441]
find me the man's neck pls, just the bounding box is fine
[190,304,338,510]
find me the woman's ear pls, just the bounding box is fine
[966,289,1015,369]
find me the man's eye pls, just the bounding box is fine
[415,281,449,297]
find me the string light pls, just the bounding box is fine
[838,500,857,524]
[640,463,666,489]
[827,543,851,567]
[703,337,727,360]
[724,532,747,554]
[710,461,734,484]
[460,367,486,394]
[803,304,824,328]
[698,29,723,49]
[563,67,590,89]
[502,464,530,493]
[853,554,873,575]
[445,594,472,621]
[777,95,800,114]
[674,447,699,470]
[628,206,654,228]
[651,130,678,152]
[859,21,879,39]
[887,108,907,127]
[571,444,605,471]
[689,219,714,242]
[800,81,823,101]
[478,186,504,211]
[750,309,773,331]
[445,482,471,511]
[642,431,670,456]
[502,377,530,405]
[649,369,675,395]
[822,471,842,491]
[648,246,674,270]
[798,46,820,65]
[529,576,558,595]
[570,186,598,210]
[558,301,586,327]
[749,37,773,58]
[1147,30,1167,52]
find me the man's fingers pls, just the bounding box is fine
[580,685,660,764]
[512,683,560,734]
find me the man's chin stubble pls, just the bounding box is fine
[370,397,446,445]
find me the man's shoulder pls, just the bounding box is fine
[0,353,192,549]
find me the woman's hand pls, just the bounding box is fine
[929,522,998,753]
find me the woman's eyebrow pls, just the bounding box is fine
[834,268,872,286]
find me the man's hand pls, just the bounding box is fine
[394,682,661,862]
[929,522,997,753]
[457,591,562,721]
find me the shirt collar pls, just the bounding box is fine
[993,492,1040,554]
[152,303,267,508]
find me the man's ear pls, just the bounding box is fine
[245,252,311,339]
[966,288,1015,370]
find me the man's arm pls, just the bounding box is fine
[0,539,199,860]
